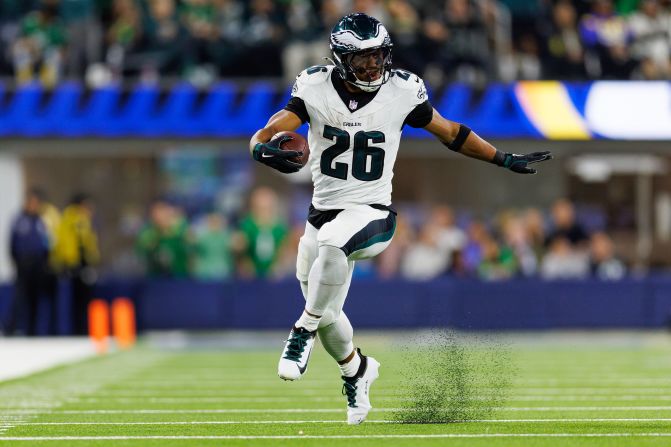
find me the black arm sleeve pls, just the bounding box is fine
[403,100,434,128]
[284,97,310,124]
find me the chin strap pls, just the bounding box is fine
[350,72,387,92]
[326,54,388,92]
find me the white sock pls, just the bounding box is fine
[318,312,354,360]
[339,350,361,378]
[295,310,320,332]
[305,246,348,317]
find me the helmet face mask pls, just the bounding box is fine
[330,14,393,92]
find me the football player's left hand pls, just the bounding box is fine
[501,151,553,174]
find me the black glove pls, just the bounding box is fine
[495,151,553,174]
[252,135,303,174]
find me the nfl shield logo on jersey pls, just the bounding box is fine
[348,99,358,111]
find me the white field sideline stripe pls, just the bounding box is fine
[124,381,671,387]
[90,386,671,393]
[104,383,671,389]
[98,388,671,394]
[95,388,671,396]
[21,384,671,392]
[17,378,671,386]
[85,389,671,395]
[131,380,671,385]
[12,418,671,426]
[67,394,671,402]
[65,387,671,394]
[115,380,671,386]
[139,384,671,389]
[2,433,671,441]
[69,395,671,403]
[8,406,671,414]
[80,391,671,399]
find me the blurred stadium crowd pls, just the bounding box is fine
[132,187,626,282]
[1,0,670,87]
[10,186,626,288]
[3,183,630,335]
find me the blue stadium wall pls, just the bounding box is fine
[1,80,669,140]
[1,278,671,334]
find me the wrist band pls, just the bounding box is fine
[492,150,507,166]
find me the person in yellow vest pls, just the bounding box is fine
[38,190,61,335]
[52,193,100,335]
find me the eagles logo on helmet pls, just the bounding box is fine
[329,13,393,93]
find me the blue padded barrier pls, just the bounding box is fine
[650,276,671,326]
[0,81,667,139]
[222,82,275,137]
[85,87,122,136]
[2,277,671,334]
[470,83,537,138]
[137,278,671,330]
[1,83,42,136]
[0,82,529,138]
[193,81,236,136]
[114,84,160,136]
[277,87,292,114]
[0,83,6,135]
[155,83,197,136]
[436,83,471,125]
[139,279,223,329]
[30,82,82,136]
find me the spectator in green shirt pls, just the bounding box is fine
[59,0,102,77]
[0,1,36,74]
[237,187,289,279]
[105,0,142,80]
[136,199,190,278]
[180,0,218,83]
[192,212,234,280]
[131,0,186,78]
[477,236,518,281]
[12,0,66,86]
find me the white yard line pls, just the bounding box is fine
[84,389,671,398]
[18,382,671,391]
[103,384,671,392]
[0,420,24,435]
[85,387,671,396]
[10,418,671,426]
[2,433,671,441]
[106,382,671,387]
[119,382,671,388]
[517,378,671,385]
[4,406,671,414]
[68,395,671,404]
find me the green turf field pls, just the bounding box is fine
[1,331,671,446]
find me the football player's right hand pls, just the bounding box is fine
[252,136,303,174]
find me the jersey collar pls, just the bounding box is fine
[330,70,380,113]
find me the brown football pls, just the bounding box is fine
[272,131,310,167]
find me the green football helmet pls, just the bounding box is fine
[329,13,393,92]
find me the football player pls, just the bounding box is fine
[249,13,551,425]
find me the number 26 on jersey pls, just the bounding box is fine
[321,125,386,182]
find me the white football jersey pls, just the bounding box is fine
[290,65,429,210]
